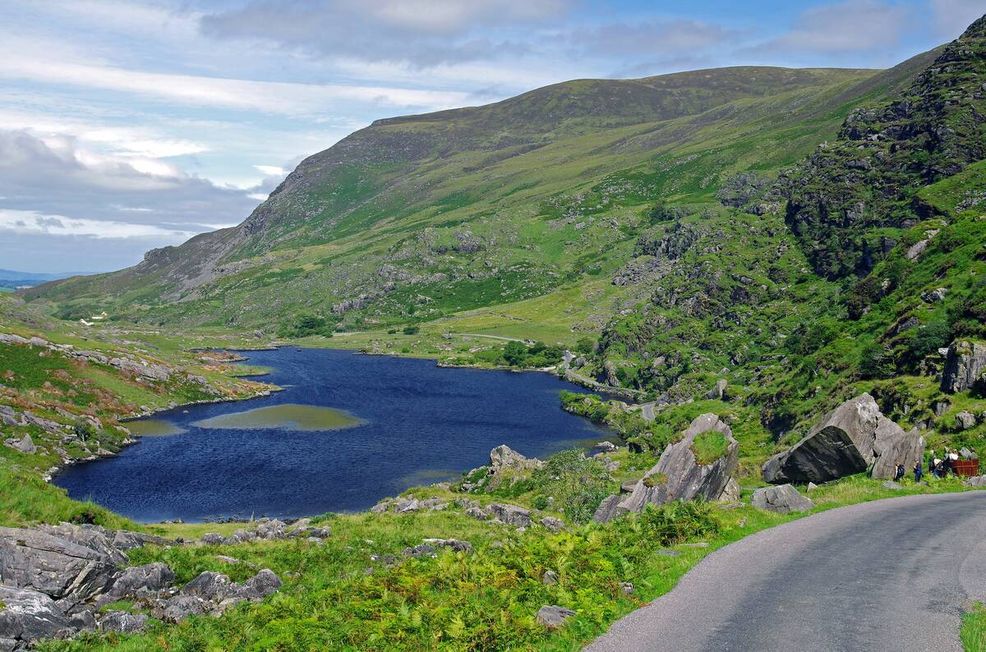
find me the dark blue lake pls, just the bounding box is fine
[56,347,609,522]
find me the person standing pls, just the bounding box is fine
[914,460,923,483]
[894,463,906,481]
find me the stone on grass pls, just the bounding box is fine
[488,503,531,528]
[536,605,575,629]
[99,611,147,634]
[751,484,814,514]
[941,341,986,394]
[0,586,72,647]
[107,562,175,598]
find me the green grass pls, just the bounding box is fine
[34,474,978,652]
[690,431,730,465]
[963,603,986,652]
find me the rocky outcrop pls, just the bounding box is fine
[594,414,739,522]
[460,445,544,492]
[0,526,124,604]
[762,394,923,484]
[201,518,330,546]
[0,523,281,649]
[751,485,814,514]
[3,435,35,455]
[941,341,986,394]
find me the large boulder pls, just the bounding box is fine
[941,340,986,394]
[594,414,738,522]
[0,586,72,648]
[751,484,814,514]
[871,428,925,480]
[763,394,923,484]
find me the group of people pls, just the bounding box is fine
[928,449,962,478]
[891,449,961,483]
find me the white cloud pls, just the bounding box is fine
[0,208,197,239]
[761,1,910,53]
[254,164,287,176]
[0,54,471,115]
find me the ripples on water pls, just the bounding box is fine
[57,348,610,522]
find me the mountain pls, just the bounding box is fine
[24,19,986,440]
[593,17,986,435]
[29,59,936,331]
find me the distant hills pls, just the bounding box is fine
[0,269,80,290]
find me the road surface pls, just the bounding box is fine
[587,491,986,652]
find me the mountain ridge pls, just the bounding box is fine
[30,56,938,327]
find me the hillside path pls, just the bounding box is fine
[586,491,986,652]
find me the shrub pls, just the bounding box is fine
[402,325,420,335]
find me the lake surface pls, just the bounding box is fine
[56,347,610,522]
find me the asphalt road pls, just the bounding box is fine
[586,491,986,652]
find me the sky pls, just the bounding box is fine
[0,0,982,274]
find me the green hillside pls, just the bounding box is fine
[30,60,934,336]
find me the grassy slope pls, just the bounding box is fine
[0,294,275,528]
[31,67,901,332]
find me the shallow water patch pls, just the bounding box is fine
[192,403,363,431]
[124,419,186,437]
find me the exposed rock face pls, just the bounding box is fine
[594,414,739,522]
[0,526,123,604]
[99,611,147,634]
[751,485,814,514]
[489,445,543,474]
[106,562,175,599]
[0,586,72,648]
[956,411,978,430]
[762,394,923,484]
[488,503,532,528]
[871,428,925,481]
[0,524,282,648]
[706,379,728,400]
[941,341,986,394]
[3,435,35,455]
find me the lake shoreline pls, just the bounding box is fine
[54,346,615,524]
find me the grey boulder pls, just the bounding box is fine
[107,562,174,599]
[0,526,122,603]
[594,414,738,522]
[536,605,575,629]
[763,394,923,484]
[488,503,532,528]
[751,485,814,514]
[3,435,35,455]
